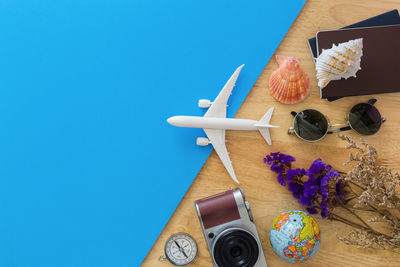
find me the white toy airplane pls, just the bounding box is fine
[167,65,279,183]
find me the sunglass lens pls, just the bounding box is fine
[348,103,382,135]
[293,109,328,141]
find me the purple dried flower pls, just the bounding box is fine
[264,152,296,167]
[265,152,344,220]
[320,208,329,218]
[277,173,286,186]
[264,152,298,186]
[288,182,303,199]
[264,155,273,164]
[320,182,329,199]
[299,195,312,206]
[286,168,306,184]
[303,177,316,186]
[320,200,330,218]
[306,205,318,214]
[270,163,283,174]
[336,179,344,200]
[326,170,340,181]
[308,158,332,180]
[286,169,296,183]
[304,184,318,199]
[281,154,296,165]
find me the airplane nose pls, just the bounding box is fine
[167,116,176,125]
[167,116,187,127]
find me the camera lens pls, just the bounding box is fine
[213,229,259,267]
[231,246,242,257]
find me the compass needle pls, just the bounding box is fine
[174,241,181,249]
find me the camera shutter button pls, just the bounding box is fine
[245,201,254,222]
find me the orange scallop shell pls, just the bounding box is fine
[269,55,310,104]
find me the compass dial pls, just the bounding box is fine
[165,233,197,266]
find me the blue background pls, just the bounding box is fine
[0,0,305,266]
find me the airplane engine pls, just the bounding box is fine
[196,137,210,146]
[198,99,212,108]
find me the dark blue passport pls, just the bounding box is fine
[308,10,400,60]
[307,9,400,101]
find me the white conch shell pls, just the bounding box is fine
[315,38,363,88]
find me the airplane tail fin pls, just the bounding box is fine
[256,107,279,145]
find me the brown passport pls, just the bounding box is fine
[316,25,400,98]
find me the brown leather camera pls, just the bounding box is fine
[195,188,267,267]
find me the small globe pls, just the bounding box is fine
[270,210,320,263]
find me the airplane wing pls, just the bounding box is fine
[204,65,244,118]
[203,128,239,184]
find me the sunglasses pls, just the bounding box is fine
[288,99,386,142]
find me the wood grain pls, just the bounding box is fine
[142,0,400,266]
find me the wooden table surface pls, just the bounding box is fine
[142,0,400,266]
